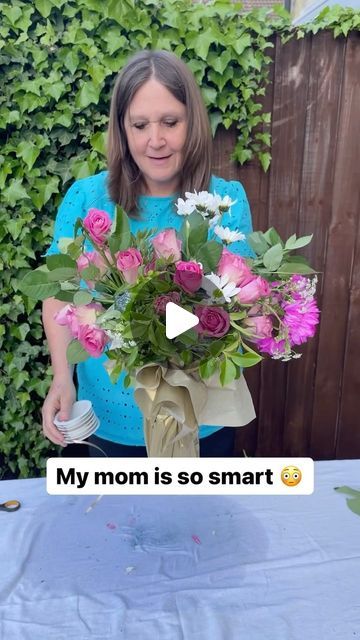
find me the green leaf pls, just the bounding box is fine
[199,358,218,379]
[229,351,262,368]
[19,269,60,300]
[247,232,269,255]
[263,243,284,271]
[46,254,77,270]
[285,234,313,250]
[188,219,208,256]
[47,267,77,281]
[114,204,130,237]
[73,291,93,305]
[347,498,360,517]
[334,485,360,497]
[263,227,284,247]
[17,141,41,171]
[3,179,31,206]
[196,241,223,273]
[279,262,315,275]
[259,152,271,172]
[220,358,237,386]
[66,340,90,364]
[75,81,101,109]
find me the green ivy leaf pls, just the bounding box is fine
[75,81,102,109]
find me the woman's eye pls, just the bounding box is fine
[164,121,177,127]
[134,123,147,130]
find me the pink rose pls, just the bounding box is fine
[83,208,112,244]
[55,303,103,339]
[244,315,273,339]
[154,291,181,315]
[236,276,271,304]
[77,251,108,288]
[217,248,253,286]
[116,248,143,284]
[174,261,203,294]
[54,304,76,329]
[77,324,109,357]
[195,305,230,338]
[152,229,182,262]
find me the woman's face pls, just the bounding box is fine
[124,78,187,196]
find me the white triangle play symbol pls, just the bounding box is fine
[165,302,199,339]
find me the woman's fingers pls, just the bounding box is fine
[42,396,66,446]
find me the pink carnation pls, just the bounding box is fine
[83,208,112,244]
[217,248,253,286]
[174,261,203,294]
[256,337,286,357]
[116,248,143,284]
[282,298,320,346]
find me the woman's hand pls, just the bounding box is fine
[42,374,76,446]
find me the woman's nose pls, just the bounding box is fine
[148,123,165,148]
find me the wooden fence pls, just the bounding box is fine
[212,31,360,459]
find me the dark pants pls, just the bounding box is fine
[87,427,235,458]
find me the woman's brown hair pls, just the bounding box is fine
[106,49,212,217]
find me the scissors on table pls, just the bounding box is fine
[0,500,21,512]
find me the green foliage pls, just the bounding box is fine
[1,0,359,477]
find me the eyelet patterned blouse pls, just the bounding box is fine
[46,171,253,445]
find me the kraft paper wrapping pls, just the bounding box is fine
[134,364,256,457]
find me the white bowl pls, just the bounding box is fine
[54,400,92,427]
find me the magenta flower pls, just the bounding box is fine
[282,298,320,346]
[256,336,287,357]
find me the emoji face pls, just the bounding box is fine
[281,466,302,487]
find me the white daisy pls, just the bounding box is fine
[202,272,241,303]
[175,198,197,216]
[214,225,246,244]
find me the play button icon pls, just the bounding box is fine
[165,302,199,339]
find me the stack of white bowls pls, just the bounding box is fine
[54,400,99,443]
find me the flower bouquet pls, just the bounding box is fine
[21,191,319,456]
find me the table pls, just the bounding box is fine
[0,460,359,639]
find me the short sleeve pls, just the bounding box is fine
[45,180,86,256]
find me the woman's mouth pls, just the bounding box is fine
[148,155,172,164]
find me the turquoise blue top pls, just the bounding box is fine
[46,171,253,445]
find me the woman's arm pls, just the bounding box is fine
[41,297,76,446]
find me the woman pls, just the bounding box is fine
[42,50,254,457]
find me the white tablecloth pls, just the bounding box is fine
[0,460,359,639]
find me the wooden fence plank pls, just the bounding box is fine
[283,32,346,456]
[334,33,360,458]
[311,33,360,459]
[257,34,312,455]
